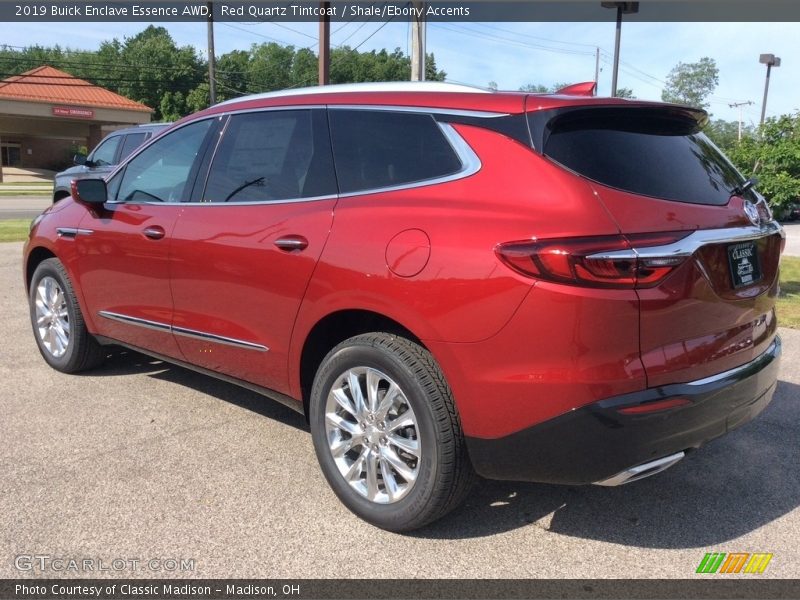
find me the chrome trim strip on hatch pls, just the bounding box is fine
[586,221,784,261]
[686,337,781,387]
[98,311,269,352]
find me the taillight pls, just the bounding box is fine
[495,232,690,289]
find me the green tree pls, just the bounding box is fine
[518,83,549,93]
[661,57,719,109]
[726,113,800,209]
[704,119,752,150]
[616,87,636,99]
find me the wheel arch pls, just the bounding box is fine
[25,246,57,294]
[298,309,425,419]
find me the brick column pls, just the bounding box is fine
[87,124,103,152]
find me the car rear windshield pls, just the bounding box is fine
[539,108,746,206]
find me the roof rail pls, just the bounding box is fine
[215,81,492,107]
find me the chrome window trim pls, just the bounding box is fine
[586,221,784,261]
[98,311,268,352]
[175,116,481,207]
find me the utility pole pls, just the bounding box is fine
[601,2,639,97]
[594,47,600,95]
[759,53,781,125]
[207,1,216,105]
[411,1,426,81]
[729,101,754,142]
[318,1,330,85]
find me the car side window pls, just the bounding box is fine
[118,133,148,162]
[115,120,212,204]
[90,135,121,166]
[203,109,336,203]
[328,109,463,194]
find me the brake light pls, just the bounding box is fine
[495,232,690,289]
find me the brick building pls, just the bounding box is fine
[0,66,152,175]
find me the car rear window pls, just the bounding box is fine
[540,108,747,206]
[328,109,463,194]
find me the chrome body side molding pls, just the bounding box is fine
[98,311,268,352]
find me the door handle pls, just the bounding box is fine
[143,226,166,240]
[274,235,308,251]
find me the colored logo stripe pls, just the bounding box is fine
[696,552,773,574]
[745,553,773,573]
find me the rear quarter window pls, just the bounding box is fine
[328,109,463,194]
[539,108,747,206]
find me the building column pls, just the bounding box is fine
[88,124,103,151]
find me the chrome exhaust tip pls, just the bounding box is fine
[594,451,685,487]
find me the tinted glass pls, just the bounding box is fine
[90,135,121,166]
[118,133,147,161]
[204,110,336,203]
[328,110,463,194]
[116,119,212,203]
[542,109,747,206]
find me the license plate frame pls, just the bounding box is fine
[727,241,762,289]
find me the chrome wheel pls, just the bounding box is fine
[325,367,421,504]
[34,276,70,358]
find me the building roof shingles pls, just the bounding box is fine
[0,66,153,113]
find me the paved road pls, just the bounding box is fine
[783,221,800,257]
[0,196,51,220]
[1,241,799,579]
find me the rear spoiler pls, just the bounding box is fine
[554,82,597,97]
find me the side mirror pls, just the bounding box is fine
[71,179,108,205]
[73,153,87,166]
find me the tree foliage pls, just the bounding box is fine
[661,57,719,109]
[0,27,446,121]
[725,113,800,208]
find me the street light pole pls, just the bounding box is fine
[759,54,781,125]
[601,2,639,97]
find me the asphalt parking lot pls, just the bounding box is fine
[1,240,799,579]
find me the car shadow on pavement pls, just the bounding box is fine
[416,380,800,548]
[85,347,308,432]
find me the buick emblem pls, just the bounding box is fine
[743,201,760,226]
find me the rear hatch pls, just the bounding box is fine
[529,103,783,387]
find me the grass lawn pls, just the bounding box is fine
[0,219,31,242]
[0,181,52,186]
[0,191,52,197]
[778,256,800,329]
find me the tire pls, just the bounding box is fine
[310,332,474,532]
[29,258,106,373]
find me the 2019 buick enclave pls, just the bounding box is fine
[24,82,784,531]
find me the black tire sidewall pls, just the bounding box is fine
[310,339,443,531]
[29,260,81,372]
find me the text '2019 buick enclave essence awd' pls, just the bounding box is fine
[24,82,785,531]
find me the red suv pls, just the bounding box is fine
[24,82,784,531]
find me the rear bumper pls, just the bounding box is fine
[466,336,781,485]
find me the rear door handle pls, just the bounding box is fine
[143,226,166,240]
[274,235,308,251]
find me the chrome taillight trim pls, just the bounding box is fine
[586,221,784,261]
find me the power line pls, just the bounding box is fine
[433,23,596,57]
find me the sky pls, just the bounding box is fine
[2,19,797,125]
